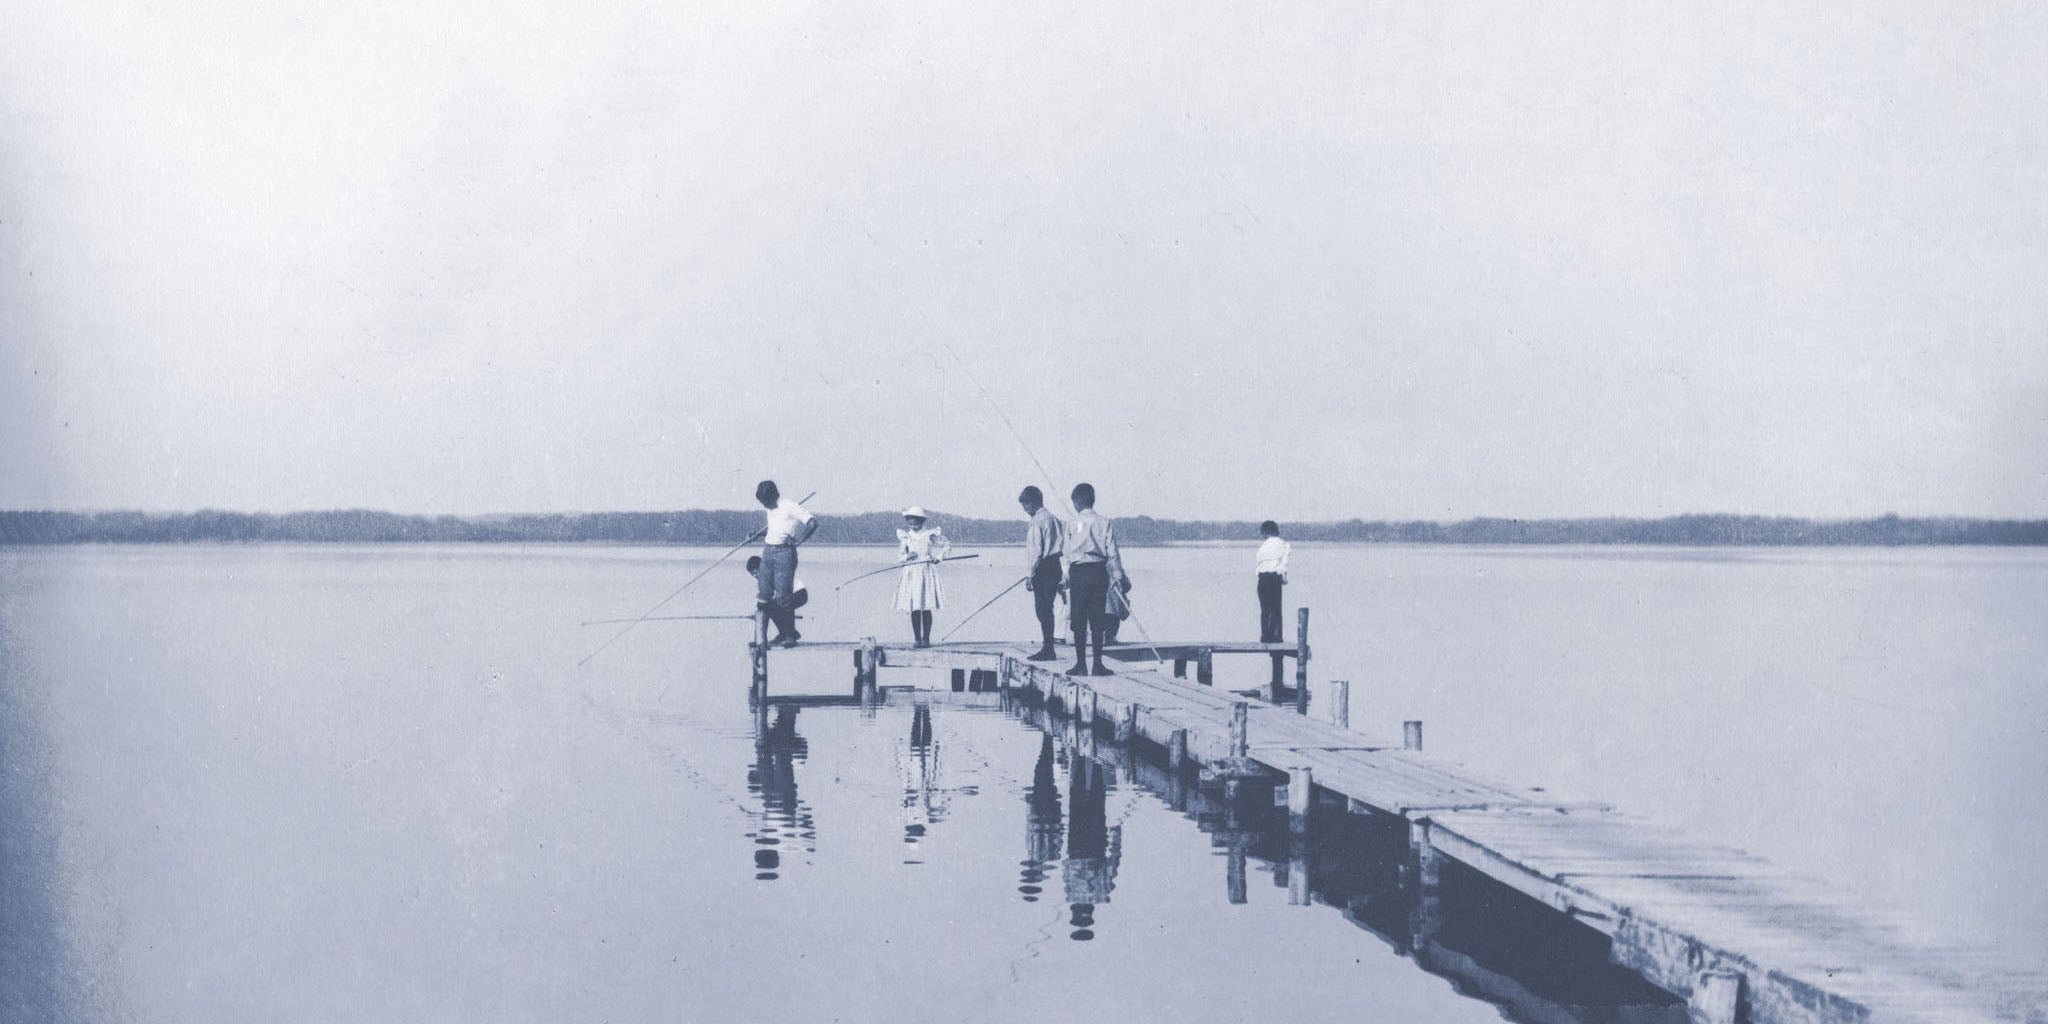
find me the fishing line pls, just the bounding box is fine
[577,490,817,667]
[943,344,1065,512]
[940,345,1164,664]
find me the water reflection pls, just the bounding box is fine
[1005,691,1684,1021]
[744,690,1687,1022]
[1019,735,1062,903]
[1061,751,1120,940]
[898,703,963,857]
[745,706,814,881]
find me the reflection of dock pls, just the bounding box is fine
[749,615,2048,1024]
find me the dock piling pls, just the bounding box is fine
[1116,702,1138,744]
[1332,680,1350,730]
[1197,648,1214,686]
[1287,765,1313,832]
[1689,969,1744,1024]
[1230,701,1249,759]
[1167,729,1188,774]
[1412,825,1444,956]
[1294,608,1310,713]
[1403,720,1424,751]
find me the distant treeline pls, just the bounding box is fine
[3,509,2044,546]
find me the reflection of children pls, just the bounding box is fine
[746,556,808,623]
[895,506,949,647]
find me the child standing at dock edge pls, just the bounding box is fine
[1062,483,1127,677]
[754,480,816,648]
[895,507,949,647]
[1255,520,1291,643]
[1019,486,1066,661]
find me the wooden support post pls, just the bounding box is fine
[750,641,768,695]
[1288,839,1310,906]
[1197,647,1214,686]
[851,647,867,698]
[1287,765,1313,833]
[1403,720,1424,751]
[1173,658,1187,678]
[950,668,966,692]
[1083,690,1097,727]
[1115,702,1138,744]
[1331,680,1350,730]
[1226,845,1249,905]
[1688,970,1744,1024]
[1270,653,1285,704]
[1167,729,1189,774]
[1230,701,1249,759]
[1412,826,1444,956]
[1294,608,1310,713]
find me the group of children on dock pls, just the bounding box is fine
[747,479,1290,677]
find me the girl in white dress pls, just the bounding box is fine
[894,507,950,646]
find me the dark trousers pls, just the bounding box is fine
[1031,556,1063,647]
[1067,561,1110,664]
[756,544,799,636]
[1258,572,1284,643]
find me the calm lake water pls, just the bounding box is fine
[2,542,2044,1022]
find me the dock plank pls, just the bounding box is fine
[802,639,2048,1024]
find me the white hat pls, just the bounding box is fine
[901,506,928,519]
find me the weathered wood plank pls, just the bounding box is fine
[867,640,2047,1024]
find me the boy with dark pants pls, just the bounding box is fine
[1019,486,1066,661]
[1255,519,1291,643]
[1062,483,1127,677]
[753,480,817,648]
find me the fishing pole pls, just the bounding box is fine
[943,344,1065,512]
[833,553,981,590]
[576,490,817,667]
[579,614,805,626]
[942,344,1155,659]
[937,575,1029,643]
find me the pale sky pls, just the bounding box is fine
[3,1,2044,521]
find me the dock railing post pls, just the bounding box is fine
[1403,720,1423,751]
[1197,647,1214,686]
[1294,608,1310,712]
[1332,680,1350,730]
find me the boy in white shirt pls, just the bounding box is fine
[754,480,817,647]
[1255,520,1291,643]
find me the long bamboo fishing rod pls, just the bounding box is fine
[937,575,1029,643]
[943,344,1065,513]
[833,553,980,590]
[938,350,1167,664]
[576,490,817,667]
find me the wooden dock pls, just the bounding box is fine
[748,624,2048,1024]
